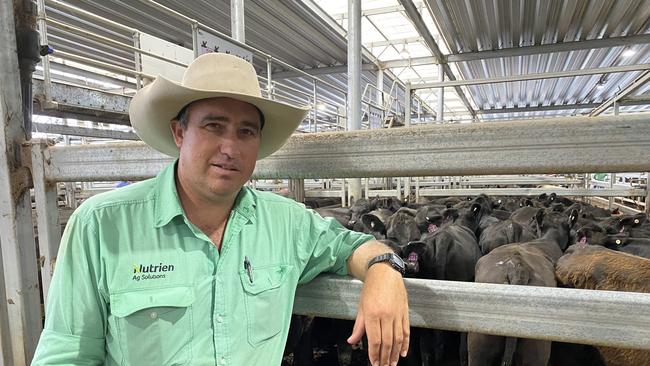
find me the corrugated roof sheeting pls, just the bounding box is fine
[423,0,650,118]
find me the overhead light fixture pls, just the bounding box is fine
[622,49,636,57]
[596,82,606,89]
[399,43,410,58]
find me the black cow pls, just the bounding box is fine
[479,219,537,255]
[402,204,483,365]
[469,209,578,366]
[385,207,420,247]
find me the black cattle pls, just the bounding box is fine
[385,207,420,247]
[469,209,578,366]
[510,206,540,226]
[479,219,537,255]
[360,208,393,236]
[348,198,376,226]
[600,213,649,238]
[402,204,483,366]
[414,204,447,234]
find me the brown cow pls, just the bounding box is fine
[556,245,650,366]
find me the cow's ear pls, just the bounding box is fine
[443,208,458,223]
[471,203,481,216]
[633,213,647,226]
[569,209,579,228]
[525,199,534,207]
[550,193,557,201]
[537,193,548,201]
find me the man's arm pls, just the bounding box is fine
[32,211,107,365]
[346,241,410,366]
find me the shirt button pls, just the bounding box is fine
[220,356,226,365]
[217,314,224,323]
[150,311,158,319]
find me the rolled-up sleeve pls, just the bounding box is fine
[297,209,374,284]
[32,210,107,365]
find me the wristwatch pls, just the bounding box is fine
[367,252,406,276]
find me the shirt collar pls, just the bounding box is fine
[154,161,256,228]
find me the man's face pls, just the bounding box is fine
[171,97,262,201]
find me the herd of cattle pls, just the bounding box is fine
[283,193,650,366]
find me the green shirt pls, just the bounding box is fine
[32,162,373,366]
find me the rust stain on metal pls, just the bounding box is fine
[7,298,15,305]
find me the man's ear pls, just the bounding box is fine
[170,120,184,148]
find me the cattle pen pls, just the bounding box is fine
[2,0,650,365]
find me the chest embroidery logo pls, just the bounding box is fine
[132,263,175,281]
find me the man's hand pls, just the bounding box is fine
[347,263,409,366]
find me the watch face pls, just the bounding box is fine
[389,253,406,273]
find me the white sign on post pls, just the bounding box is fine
[197,29,254,63]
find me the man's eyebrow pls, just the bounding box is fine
[200,114,261,130]
[200,115,229,123]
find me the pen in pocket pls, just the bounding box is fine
[244,256,253,283]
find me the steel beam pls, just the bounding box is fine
[379,34,650,66]
[418,188,646,197]
[33,79,131,126]
[272,63,377,79]
[294,275,650,350]
[347,0,362,204]
[447,33,650,63]
[0,1,43,363]
[42,114,650,182]
[414,63,650,90]
[398,0,477,118]
[381,56,439,68]
[590,71,650,116]
[366,36,423,48]
[31,141,62,306]
[33,122,139,140]
[230,0,245,43]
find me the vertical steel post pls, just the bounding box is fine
[31,140,61,306]
[313,81,318,132]
[231,0,245,43]
[36,0,52,102]
[347,0,362,204]
[610,102,620,210]
[0,1,43,363]
[132,31,142,89]
[266,58,273,99]
[415,177,420,203]
[376,68,384,107]
[191,22,199,58]
[405,81,411,127]
[437,65,444,122]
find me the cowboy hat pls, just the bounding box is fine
[129,53,310,159]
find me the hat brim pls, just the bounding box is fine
[129,75,310,159]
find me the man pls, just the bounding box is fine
[33,53,409,366]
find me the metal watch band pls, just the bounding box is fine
[367,252,406,276]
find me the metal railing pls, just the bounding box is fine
[36,0,407,134]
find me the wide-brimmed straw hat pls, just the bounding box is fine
[129,53,310,159]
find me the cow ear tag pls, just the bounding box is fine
[634,219,640,224]
[616,239,622,245]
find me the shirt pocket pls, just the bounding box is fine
[239,264,293,347]
[110,286,195,366]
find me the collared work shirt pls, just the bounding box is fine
[32,162,373,365]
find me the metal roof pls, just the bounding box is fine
[37,0,650,129]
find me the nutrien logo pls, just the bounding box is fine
[132,263,175,281]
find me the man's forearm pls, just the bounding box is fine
[346,240,396,281]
